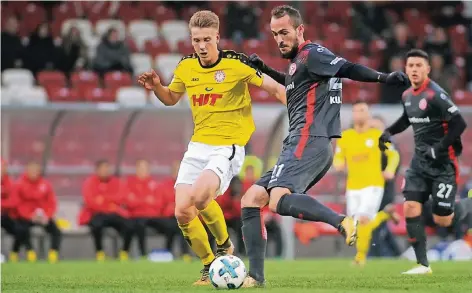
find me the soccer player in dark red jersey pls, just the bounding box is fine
[379,49,467,274]
[240,5,409,287]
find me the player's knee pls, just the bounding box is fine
[268,188,290,213]
[432,203,454,227]
[192,170,219,210]
[241,185,269,208]
[174,206,197,225]
[403,201,422,218]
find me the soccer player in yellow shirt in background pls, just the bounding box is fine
[138,11,285,285]
[333,101,400,266]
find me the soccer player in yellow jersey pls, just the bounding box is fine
[138,10,285,285]
[333,101,400,266]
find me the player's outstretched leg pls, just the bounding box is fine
[270,188,358,246]
[175,184,215,285]
[241,185,270,288]
[193,170,235,258]
[402,194,431,275]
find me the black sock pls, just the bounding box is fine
[241,207,266,282]
[276,194,345,228]
[406,216,429,267]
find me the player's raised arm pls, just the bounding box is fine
[137,69,184,106]
[425,92,467,159]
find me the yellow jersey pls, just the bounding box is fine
[333,128,400,190]
[167,50,264,146]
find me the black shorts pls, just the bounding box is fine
[256,136,333,194]
[403,155,459,207]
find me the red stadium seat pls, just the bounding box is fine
[70,71,100,90]
[219,39,237,51]
[47,87,81,102]
[83,88,115,103]
[449,25,469,55]
[147,4,177,24]
[176,40,194,56]
[453,90,472,105]
[116,3,143,24]
[103,71,133,91]
[37,71,67,89]
[145,39,172,57]
[242,39,271,56]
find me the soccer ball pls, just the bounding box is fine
[209,255,247,289]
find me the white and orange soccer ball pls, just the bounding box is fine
[209,255,247,290]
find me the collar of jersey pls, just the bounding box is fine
[298,40,311,51]
[198,50,223,69]
[412,77,430,95]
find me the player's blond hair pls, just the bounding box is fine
[189,10,219,30]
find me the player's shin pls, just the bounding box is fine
[370,211,391,230]
[178,217,215,265]
[355,219,373,264]
[276,194,345,228]
[405,216,429,267]
[199,200,230,247]
[241,207,266,283]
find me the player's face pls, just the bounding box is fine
[136,161,149,178]
[270,15,303,59]
[27,163,41,181]
[405,57,431,85]
[190,27,220,64]
[97,164,110,178]
[352,103,370,125]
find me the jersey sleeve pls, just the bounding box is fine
[167,64,186,93]
[432,91,460,121]
[237,57,264,87]
[307,46,347,78]
[384,142,400,174]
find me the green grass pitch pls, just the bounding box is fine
[2,259,472,292]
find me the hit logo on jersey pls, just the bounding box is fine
[192,93,223,106]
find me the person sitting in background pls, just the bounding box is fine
[93,27,132,76]
[1,16,24,71]
[1,159,21,262]
[382,23,415,71]
[14,162,61,263]
[124,160,187,258]
[59,26,88,76]
[79,160,132,261]
[423,26,453,65]
[155,161,190,259]
[216,176,245,255]
[429,53,457,94]
[24,22,60,76]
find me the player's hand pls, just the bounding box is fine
[378,131,392,151]
[137,70,161,90]
[423,144,441,160]
[385,71,409,86]
[383,171,395,180]
[248,54,266,71]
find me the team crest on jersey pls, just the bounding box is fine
[288,63,297,76]
[419,98,427,110]
[214,70,225,83]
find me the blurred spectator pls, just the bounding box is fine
[351,2,390,43]
[93,28,133,76]
[79,160,132,261]
[225,2,259,44]
[59,26,88,76]
[1,16,25,71]
[14,162,61,263]
[423,26,453,65]
[429,53,457,93]
[24,23,60,76]
[1,159,21,262]
[382,23,415,70]
[460,175,472,199]
[124,160,188,258]
[216,177,245,255]
[380,55,409,104]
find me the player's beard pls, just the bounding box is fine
[280,40,299,59]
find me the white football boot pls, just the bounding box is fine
[401,265,433,275]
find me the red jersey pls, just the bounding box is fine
[15,175,56,221]
[123,175,161,218]
[156,177,176,218]
[78,175,128,225]
[1,174,18,217]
